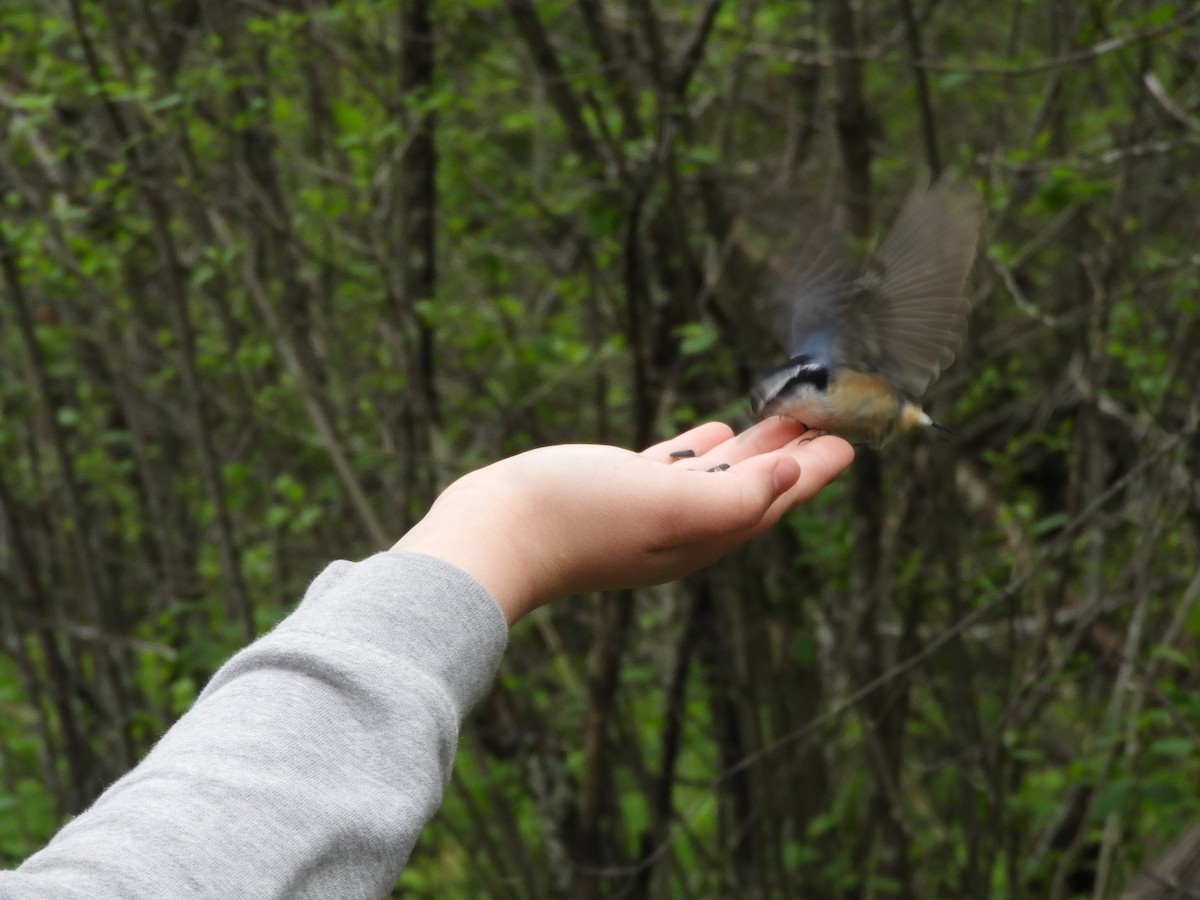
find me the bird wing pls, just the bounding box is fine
[844,175,985,397]
[782,227,858,367]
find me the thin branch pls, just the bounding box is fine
[1142,71,1200,134]
[754,7,1200,78]
[207,212,392,549]
[505,0,603,168]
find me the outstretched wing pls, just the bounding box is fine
[845,175,985,397]
[780,225,858,368]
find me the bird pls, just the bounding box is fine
[748,175,985,446]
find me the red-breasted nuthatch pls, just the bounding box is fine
[749,175,984,446]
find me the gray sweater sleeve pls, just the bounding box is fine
[0,551,509,899]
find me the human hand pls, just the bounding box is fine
[391,419,854,624]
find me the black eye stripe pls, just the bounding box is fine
[749,356,829,420]
[783,365,828,392]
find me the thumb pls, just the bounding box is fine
[770,455,802,495]
[674,451,803,538]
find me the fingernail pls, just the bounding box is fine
[669,449,696,459]
[707,463,731,472]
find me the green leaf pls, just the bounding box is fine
[1091,777,1135,820]
[676,322,718,356]
[1147,4,1176,26]
[1149,737,1195,758]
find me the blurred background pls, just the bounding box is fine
[1,1,1198,896]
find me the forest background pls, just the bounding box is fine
[1,0,1199,897]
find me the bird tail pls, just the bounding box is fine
[902,403,953,439]
[929,419,953,438]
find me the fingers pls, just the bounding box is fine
[735,416,812,452]
[760,434,856,524]
[686,416,810,471]
[655,431,854,545]
[641,421,735,464]
[648,449,801,545]
[644,419,853,554]
[644,417,818,469]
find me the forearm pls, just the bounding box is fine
[1,553,507,900]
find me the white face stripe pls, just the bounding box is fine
[757,363,823,398]
[749,360,831,418]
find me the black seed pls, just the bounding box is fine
[669,449,696,459]
[707,463,731,472]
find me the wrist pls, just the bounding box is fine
[390,485,550,626]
